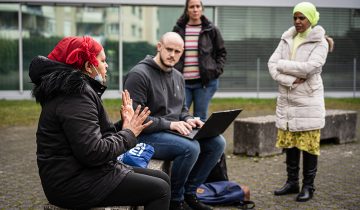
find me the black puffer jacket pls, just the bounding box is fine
[173,15,227,86]
[29,56,137,209]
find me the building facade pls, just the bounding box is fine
[0,0,359,99]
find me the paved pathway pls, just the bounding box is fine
[1,126,359,210]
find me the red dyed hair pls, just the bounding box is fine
[48,36,103,70]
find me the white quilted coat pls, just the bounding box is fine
[268,26,329,132]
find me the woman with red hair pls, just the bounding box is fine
[29,36,170,209]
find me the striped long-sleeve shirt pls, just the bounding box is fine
[183,24,201,80]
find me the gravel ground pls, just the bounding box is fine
[1,124,359,210]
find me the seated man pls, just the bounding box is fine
[124,32,226,210]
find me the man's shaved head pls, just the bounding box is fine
[154,32,184,71]
[160,32,184,48]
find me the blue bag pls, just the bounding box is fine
[196,181,255,209]
[117,143,154,168]
[196,181,244,205]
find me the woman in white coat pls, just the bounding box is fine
[268,2,333,202]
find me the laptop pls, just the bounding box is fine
[167,109,242,140]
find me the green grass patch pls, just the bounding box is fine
[0,99,41,127]
[0,98,359,127]
[209,98,277,112]
[102,98,123,121]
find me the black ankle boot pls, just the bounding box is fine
[274,182,299,195]
[296,185,315,202]
[274,148,300,196]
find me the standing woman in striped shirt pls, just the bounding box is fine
[173,0,227,122]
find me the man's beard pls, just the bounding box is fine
[160,56,174,71]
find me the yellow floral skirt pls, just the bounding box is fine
[276,129,321,156]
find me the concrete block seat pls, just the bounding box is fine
[44,159,171,210]
[233,109,358,157]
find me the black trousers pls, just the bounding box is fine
[98,167,171,210]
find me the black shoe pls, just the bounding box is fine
[184,194,213,210]
[274,182,300,196]
[296,185,315,202]
[170,200,192,210]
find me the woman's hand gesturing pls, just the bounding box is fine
[123,105,153,137]
[121,90,134,122]
[121,90,152,136]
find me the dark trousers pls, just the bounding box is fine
[98,167,171,210]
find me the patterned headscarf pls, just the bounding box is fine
[48,36,103,69]
[293,2,320,26]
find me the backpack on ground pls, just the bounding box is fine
[196,181,255,209]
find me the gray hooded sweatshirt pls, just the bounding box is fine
[124,55,192,133]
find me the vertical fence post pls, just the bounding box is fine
[18,3,23,94]
[256,57,260,98]
[119,6,123,93]
[354,57,357,98]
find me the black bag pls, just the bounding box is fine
[205,153,228,182]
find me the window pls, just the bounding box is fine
[132,6,136,15]
[131,24,136,37]
[0,3,19,90]
[139,27,142,38]
[109,23,119,34]
[64,21,71,36]
[1,3,358,93]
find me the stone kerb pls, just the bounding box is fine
[233,115,280,157]
[322,110,357,144]
[43,204,134,210]
[233,110,358,157]
[148,159,172,176]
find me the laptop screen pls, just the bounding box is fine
[166,109,242,140]
[193,109,242,140]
